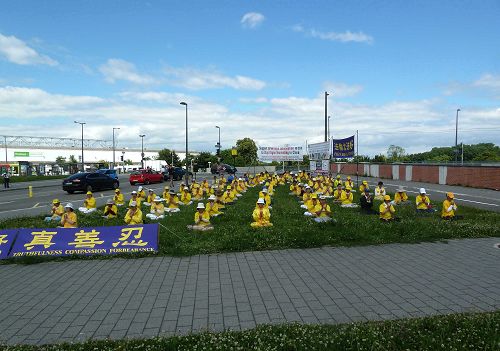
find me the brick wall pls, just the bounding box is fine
[446,166,500,190]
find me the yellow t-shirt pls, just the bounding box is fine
[104,204,118,218]
[61,211,78,228]
[114,193,124,205]
[341,192,353,205]
[84,197,96,209]
[252,207,271,225]
[125,209,143,224]
[52,204,64,218]
[379,203,395,220]
[441,199,457,218]
[150,202,165,215]
[129,197,142,207]
[394,192,408,204]
[194,211,211,226]
[181,192,192,204]
[416,195,431,210]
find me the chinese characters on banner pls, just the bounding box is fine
[332,136,355,158]
[0,230,17,259]
[3,224,159,259]
[257,145,303,162]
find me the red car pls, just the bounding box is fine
[129,170,164,185]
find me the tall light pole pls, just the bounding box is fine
[112,127,120,170]
[328,116,331,140]
[74,121,86,172]
[139,134,145,169]
[4,136,7,164]
[324,91,329,142]
[180,102,189,186]
[455,109,460,163]
[215,125,221,162]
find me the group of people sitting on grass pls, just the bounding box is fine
[288,171,460,222]
[44,170,461,228]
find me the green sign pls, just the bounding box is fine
[14,151,29,157]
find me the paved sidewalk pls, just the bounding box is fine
[1,238,499,345]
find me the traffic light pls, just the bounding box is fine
[120,156,124,161]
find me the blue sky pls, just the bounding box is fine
[0,0,499,156]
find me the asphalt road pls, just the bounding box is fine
[0,174,213,221]
[0,174,499,221]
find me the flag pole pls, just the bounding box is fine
[356,130,359,191]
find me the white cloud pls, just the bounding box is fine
[322,81,363,98]
[241,12,265,29]
[99,58,159,85]
[0,86,498,155]
[292,25,373,44]
[164,66,266,90]
[0,33,58,66]
[473,74,500,90]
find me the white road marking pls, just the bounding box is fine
[0,201,14,205]
[32,203,40,208]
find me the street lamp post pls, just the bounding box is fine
[455,109,461,163]
[139,134,145,169]
[112,127,120,170]
[74,121,86,172]
[180,102,189,186]
[324,91,329,142]
[328,116,331,140]
[215,126,221,162]
[4,136,7,164]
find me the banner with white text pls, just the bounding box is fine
[257,145,304,162]
[332,136,355,158]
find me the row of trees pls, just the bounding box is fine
[360,143,500,163]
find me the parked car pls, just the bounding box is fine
[162,167,193,181]
[62,172,119,194]
[211,163,237,175]
[129,170,164,185]
[96,168,118,180]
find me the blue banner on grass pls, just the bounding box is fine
[0,229,18,259]
[7,224,159,259]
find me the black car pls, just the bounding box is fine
[163,167,193,181]
[62,172,120,194]
[211,163,237,175]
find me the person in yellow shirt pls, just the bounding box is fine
[102,199,118,219]
[180,187,193,205]
[416,188,435,213]
[442,192,460,220]
[45,199,64,222]
[333,175,342,188]
[341,187,358,208]
[129,191,142,208]
[206,195,223,217]
[359,180,370,193]
[143,189,156,207]
[162,186,171,201]
[223,186,235,205]
[187,203,213,231]
[289,181,298,195]
[300,187,313,209]
[201,179,210,196]
[165,189,180,213]
[323,183,334,198]
[313,196,332,223]
[60,203,78,228]
[259,188,272,209]
[137,186,146,202]
[191,183,204,200]
[215,190,226,209]
[379,195,396,222]
[394,187,409,205]
[79,191,97,214]
[333,184,344,202]
[304,194,321,217]
[114,189,125,206]
[146,196,165,220]
[251,198,273,227]
[124,201,143,225]
[344,176,354,191]
[374,181,386,201]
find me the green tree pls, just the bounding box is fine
[124,159,133,165]
[68,155,78,164]
[372,154,387,163]
[193,152,217,170]
[55,156,66,165]
[387,145,406,161]
[236,137,258,166]
[157,149,181,166]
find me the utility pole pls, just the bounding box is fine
[454,109,460,163]
[324,91,329,142]
[74,121,86,172]
[139,134,145,169]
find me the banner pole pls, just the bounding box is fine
[356,130,359,190]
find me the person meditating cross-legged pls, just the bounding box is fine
[187,203,213,231]
[251,198,273,227]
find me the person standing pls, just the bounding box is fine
[2,171,10,189]
[168,164,174,188]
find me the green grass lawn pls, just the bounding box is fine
[6,175,67,183]
[1,184,499,264]
[1,311,498,350]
